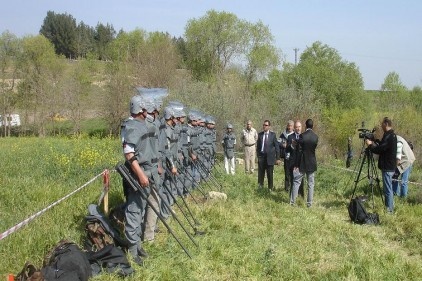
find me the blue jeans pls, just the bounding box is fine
[392,165,412,197]
[382,171,395,213]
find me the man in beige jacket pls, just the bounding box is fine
[241,120,258,174]
[393,135,415,198]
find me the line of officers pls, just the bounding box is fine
[120,93,217,265]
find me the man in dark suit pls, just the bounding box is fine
[290,119,318,207]
[256,120,281,190]
[285,120,304,197]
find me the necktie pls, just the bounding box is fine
[262,133,268,153]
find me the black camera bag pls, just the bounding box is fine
[348,196,380,225]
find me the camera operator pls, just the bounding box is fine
[365,117,397,214]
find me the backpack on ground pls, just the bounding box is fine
[86,244,134,277]
[14,262,43,281]
[41,239,92,281]
[348,196,380,225]
[85,219,114,251]
[84,204,134,277]
[85,204,128,251]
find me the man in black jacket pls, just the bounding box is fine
[257,120,281,190]
[279,120,294,192]
[366,117,397,213]
[285,120,305,197]
[290,119,318,207]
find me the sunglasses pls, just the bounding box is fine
[263,124,269,126]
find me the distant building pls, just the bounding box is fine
[0,114,21,127]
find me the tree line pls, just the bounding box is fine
[1,10,421,159]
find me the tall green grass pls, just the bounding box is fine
[1,137,421,280]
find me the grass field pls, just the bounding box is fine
[1,137,422,280]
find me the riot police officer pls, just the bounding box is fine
[222,123,237,175]
[120,95,158,265]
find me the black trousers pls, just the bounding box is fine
[258,156,274,190]
[283,159,291,191]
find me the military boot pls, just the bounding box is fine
[137,243,149,258]
[128,244,143,266]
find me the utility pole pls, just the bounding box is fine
[293,48,299,65]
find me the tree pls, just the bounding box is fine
[185,10,247,80]
[141,32,180,87]
[101,60,133,135]
[0,31,20,136]
[94,23,116,60]
[381,71,407,93]
[410,86,422,111]
[172,36,188,68]
[17,35,64,136]
[60,59,94,134]
[244,21,280,90]
[107,28,146,63]
[288,41,364,109]
[40,11,78,59]
[378,72,409,112]
[108,30,179,87]
[253,70,321,125]
[75,21,96,59]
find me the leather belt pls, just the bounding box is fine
[245,143,255,147]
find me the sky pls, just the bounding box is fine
[1,0,421,90]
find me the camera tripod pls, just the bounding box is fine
[350,140,384,210]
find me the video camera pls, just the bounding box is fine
[358,128,375,140]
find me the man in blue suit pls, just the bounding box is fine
[256,120,281,190]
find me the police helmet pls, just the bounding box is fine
[196,111,205,123]
[227,123,233,129]
[174,108,186,118]
[206,115,215,124]
[142,96,156,114]
[164,106,175,120]
[188,110,198,121]
[130,95,144,114]
[209,119,216,125]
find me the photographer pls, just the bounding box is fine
[365,117,397,214]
